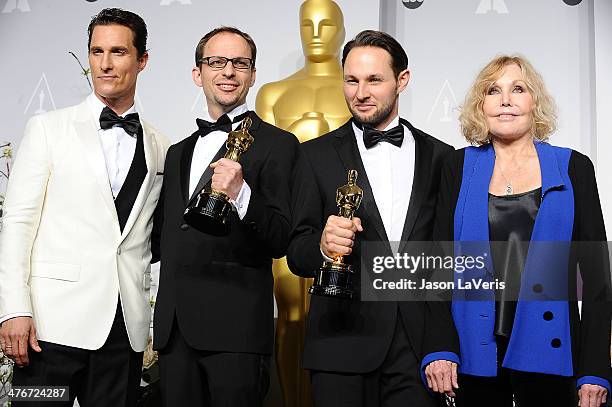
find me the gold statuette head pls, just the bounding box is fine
[336,169,363,219]
[225,116,255,162]
[300,0,345,61]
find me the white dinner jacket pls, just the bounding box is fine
[0,100,170,352]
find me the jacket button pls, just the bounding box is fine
[551,338,561,348]
[180,223,190,231]
[117,247,121,255]
[543,311,553,321]
[532,283,543,293]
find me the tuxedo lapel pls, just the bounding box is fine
[234,111,263,174]
[180,132,200,205]
[332,122,388,243]
[120,122,157,241]
[242,110,264,132]
[187,144,226,205]
[72,102,120,235]
[398,120,433,252]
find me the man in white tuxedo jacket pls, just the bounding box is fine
[0,8,169,406]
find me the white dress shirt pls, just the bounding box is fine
[189,104,251,219]
[1,94,140,324]
[354,116,415,243]
[321,116,415,260]
[88,93,138,199]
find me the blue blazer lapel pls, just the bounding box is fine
[456,145,495,245]
[455,145,496,298]
[505,142,574,376]
[455,145,493,242]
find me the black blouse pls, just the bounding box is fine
[488,188,541,337]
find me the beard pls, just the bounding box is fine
[348,97,396,128]
[213,92,243,109]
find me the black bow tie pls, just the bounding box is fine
[99,106,141,137]
[196,111,250,137]
[357,121,404,149]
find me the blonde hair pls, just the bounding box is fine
[459,55,557,145]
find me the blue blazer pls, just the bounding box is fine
[442,142,610,392]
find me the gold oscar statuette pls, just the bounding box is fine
[309,169,363,299]
[255,1,350,405]
[184,117,254,236]
[256,0,351,142]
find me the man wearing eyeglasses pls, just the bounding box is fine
[151,26,300,406]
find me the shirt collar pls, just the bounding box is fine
[87,93,137,130]
[382,115,400,131]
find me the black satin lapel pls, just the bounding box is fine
[187,143,227,205]
[332,124,389,243]
[244,111,263,132]
[235,111,260,172]
[180,132,200,205]
[399,121,433,251]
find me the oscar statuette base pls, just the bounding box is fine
[184,190,232,236]
[309,261,354,299]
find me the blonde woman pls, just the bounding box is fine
[434,55,611,406]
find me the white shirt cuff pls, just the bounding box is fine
[320,246,334,262]
[231,181,251,220]
[0,312,33,325]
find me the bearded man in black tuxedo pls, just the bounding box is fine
[287,30,460,407]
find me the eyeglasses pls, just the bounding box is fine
[199,56,254,71]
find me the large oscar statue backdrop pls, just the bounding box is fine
[256,1,350,406]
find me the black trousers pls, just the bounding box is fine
[158,320,270,407]
[12,303,143,407]
[310,317,439,407]
[455,336,580,407]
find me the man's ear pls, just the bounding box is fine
[249,68,257,87]
[396,68,410,94]
[138,51,149,72]
[192,66,203,87]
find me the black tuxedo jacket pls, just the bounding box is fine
[152,112,300,355]
[287,119,459,373]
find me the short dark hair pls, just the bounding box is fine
[342,30,408,78]
[87,8,148,58]
[195,26,257,69]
